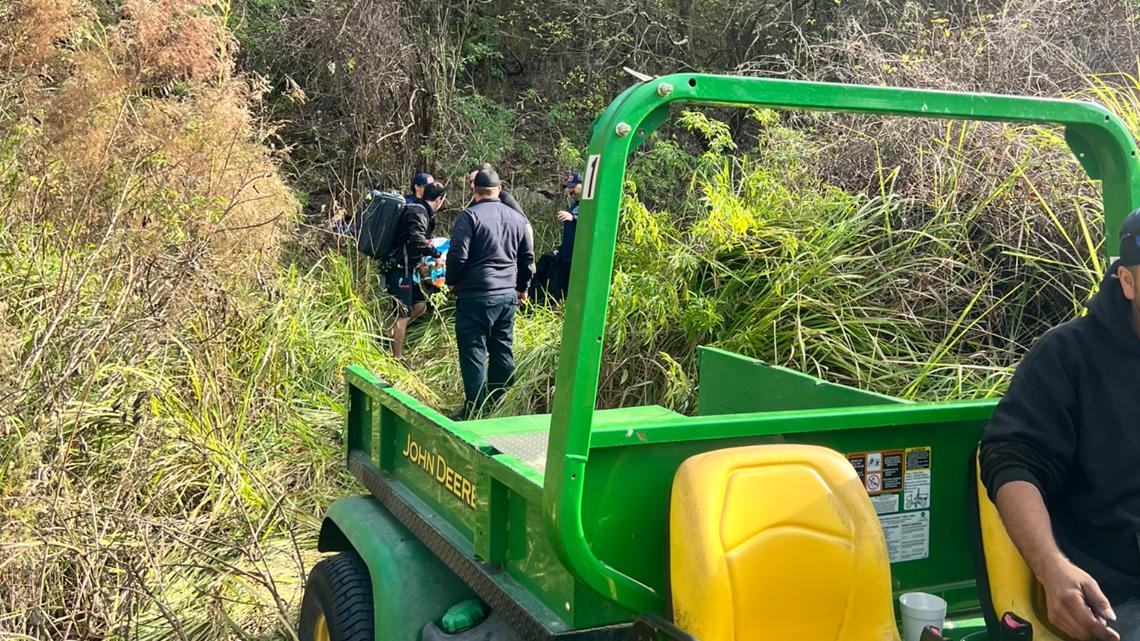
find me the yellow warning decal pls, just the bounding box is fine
[401,434,477,509]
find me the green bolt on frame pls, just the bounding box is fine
[320,73,1140,640]
[544,73,1140,613]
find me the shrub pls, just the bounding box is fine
[1,1,303,638]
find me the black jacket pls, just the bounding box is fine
[388,198,438,270]
[466,189,524,216]
[558,199,581,260]
[446,197,535,298]
[981,262,1140,603]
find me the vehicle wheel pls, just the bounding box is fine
[299,552,373,641]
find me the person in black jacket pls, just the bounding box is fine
[405,172,434,204]
[386,182,445,359]
[981,209,1140,641]
[466,163,524,215]
[446,169,535,419]
[552,170,582,300]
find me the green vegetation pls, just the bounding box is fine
[2,0,1140,638]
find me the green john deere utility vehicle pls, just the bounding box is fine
[298,73,1140,641]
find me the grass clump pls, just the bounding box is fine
[0,1,354,638]
[476,106,1111,417]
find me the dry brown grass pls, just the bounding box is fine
[3,0,291,279]
[1,0,92,72]
[0,2,310,639]
[120,0,236,85]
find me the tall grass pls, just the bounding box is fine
[0,213,443,637]
[0,2,343,638]
[478,108,1109,417]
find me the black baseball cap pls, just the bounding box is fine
[411,172,433,188]
[563,171,582,188]
[474,169,500,188]
[1120,208,1140,266]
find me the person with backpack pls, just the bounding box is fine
[405,172,434,205]
[387,182,446,359]
[446,169,535,420]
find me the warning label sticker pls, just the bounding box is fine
[870,493,900,515]
[883,450,904,492]
[906,446,931,471]
[904,446,932,510]
[880,511,930,562]
[867,452,882,472]
[847,450,904,496]
[849,445,934,563]
[905,470,931,510]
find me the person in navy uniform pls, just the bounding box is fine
[446,169,535,419]
[405,172,434,204]
[553,171,582,300]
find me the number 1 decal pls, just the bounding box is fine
[582,154,601,200]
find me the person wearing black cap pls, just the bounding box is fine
[552,170,583,300]
[981,209,1140,641]
[386,181,446,359]
[446,168,535,419]
[406,172,434,205]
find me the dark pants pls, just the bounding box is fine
[553,258,572,301]
[1114,597,1140,640]
[529,252,560,305]
[455,292,518,416]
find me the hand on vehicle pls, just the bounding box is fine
[556,210,573,222]
[1039,557,1119,641]
[517,291,528,305]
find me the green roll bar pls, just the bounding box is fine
[542,73,1140,612]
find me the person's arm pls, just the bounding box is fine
[516,221,536,299]
[995,482,1117,640]
[981,334,1117,640]
[446,211,472,287]
[556,202,580,223]
[981,332,1081,498]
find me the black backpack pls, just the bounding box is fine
[355,190,406,260]
[528,251,561,304]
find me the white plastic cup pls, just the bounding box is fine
[899,592,948,641]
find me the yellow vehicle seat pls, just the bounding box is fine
[969,448,1065,640]
[670,444,900,641]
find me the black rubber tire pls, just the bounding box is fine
[298,552,374,641]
